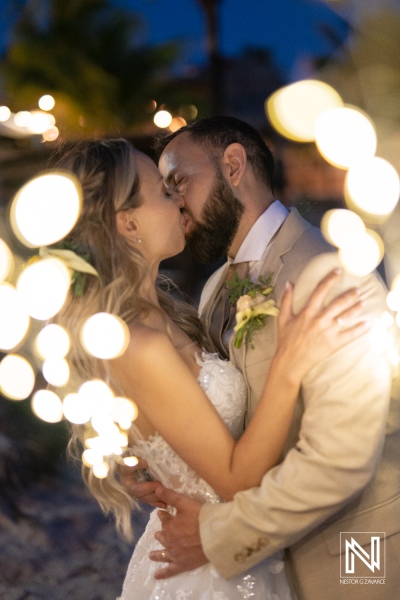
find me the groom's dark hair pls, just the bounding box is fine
[154,116,275,192]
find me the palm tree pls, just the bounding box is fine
[0,0,179,136]
[196,0,224,115]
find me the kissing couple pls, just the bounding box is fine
[51,116,399,599]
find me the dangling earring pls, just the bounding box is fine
[136,235,142,244]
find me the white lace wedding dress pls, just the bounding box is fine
[118,353,295,600]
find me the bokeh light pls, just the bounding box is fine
[78,379,114,417]
[38,94,55,111]
[0,283,30,351]
[345,157,400,219]
[179,104,198,121]
[17,258,71,320]
[10,171,82,248]
[32,389,63,423]
[35,324,70,360]
[27,111,55,134]
[14,111,32,128]
[339,229,384,277]
[42,126,59,142]
[154,110,172,128]
[315,106,377,169]
[169,117,187,132]
[265,80,343,142]
[123,456,139,467]
[42,357,70,387]
[0,354,35,400]
[80,312,130,359]
[0,238,14,283]
[93,461,110,479]
[82,448,103,467]
[321,209,365,248]
[111,396,138,429]
[63,393,92,424]
[0,106,11,122]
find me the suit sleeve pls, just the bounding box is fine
[199,253,394,578]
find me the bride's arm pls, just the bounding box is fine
[113,271,367,501]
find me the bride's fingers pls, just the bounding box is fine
[321,289,363,326]
[337,319,371,343]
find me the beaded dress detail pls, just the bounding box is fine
[118,353,295,600]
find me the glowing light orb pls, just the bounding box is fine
[17,258,71,320]
[153,110,172,128]
[339,229,384,277]
[179,104,198,120]
[0,283,30,350]
[82,448,103,467]
[35,324,70,360]
[345,157,400,218]
[78,379,114,417]
[32,390,63,423]
[0,106,11,122]
[0,354,35,400]
[0,239,14,283]
[10,171,82,248]
[265,80,343,142]
[123,456,139,467]
[14,111,32,128]
[42,126,59,142]
[80,313,130,359]
[27,111,55,134]
[62,393,91,424]
[315,106,377,169]
[42,357,70,387]
[93,461,109,479]
[320,209,365,249]
[169,117,187,132]
[111,396,138,427]
[38,95,55,111]
[387,290,400,312]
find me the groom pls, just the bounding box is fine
[123,116,400,599]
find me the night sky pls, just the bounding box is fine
[119,0,351,78]
[1,1,400,79]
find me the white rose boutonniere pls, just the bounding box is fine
[227,272,279,349]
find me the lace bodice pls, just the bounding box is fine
[130,352,247,503]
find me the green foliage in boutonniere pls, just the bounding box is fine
[226,272,279,349]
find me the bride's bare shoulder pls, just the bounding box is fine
[122,323,174,364]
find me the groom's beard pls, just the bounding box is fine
[186,170,244,264]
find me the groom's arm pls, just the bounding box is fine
[198,255,394,578]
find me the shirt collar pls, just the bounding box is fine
[232,200,289,264]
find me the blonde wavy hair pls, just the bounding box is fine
[51,139,211,540]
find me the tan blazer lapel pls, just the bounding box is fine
[201,263,230,345]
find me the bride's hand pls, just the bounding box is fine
[275,269,370,383]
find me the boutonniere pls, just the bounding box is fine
[227,272,279,349]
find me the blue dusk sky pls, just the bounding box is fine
[119,0,351,78]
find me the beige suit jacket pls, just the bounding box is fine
[199,209,400,599]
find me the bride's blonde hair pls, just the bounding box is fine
[51,139,210,539]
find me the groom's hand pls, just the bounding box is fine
[149,487,209,579]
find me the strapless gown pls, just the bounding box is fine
[118,353,295,600]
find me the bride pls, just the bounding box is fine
[51,139,367,599]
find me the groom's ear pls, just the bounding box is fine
[222,143,247,187]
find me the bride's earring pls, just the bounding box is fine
[136,234,142,244]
